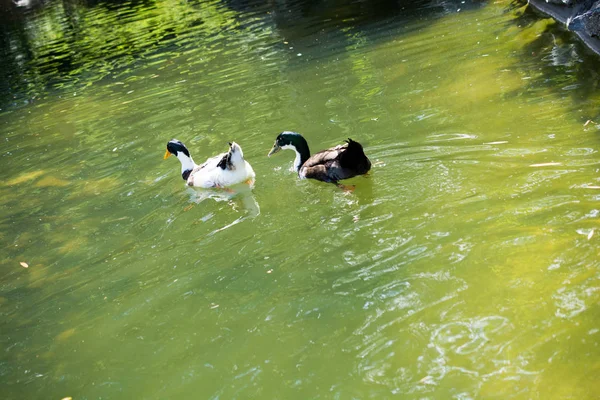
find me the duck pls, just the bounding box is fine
[164,139,255,188]
[267,131,371,184]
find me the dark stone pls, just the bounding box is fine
[569,5,600,38]
[526,0,600,55]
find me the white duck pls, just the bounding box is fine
[164,139,255,188]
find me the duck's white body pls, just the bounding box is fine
[166,140,255,188]
[187,153,255,188]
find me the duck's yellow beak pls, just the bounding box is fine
[268,143,281,157]
[163,149,172,160]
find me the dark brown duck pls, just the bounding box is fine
[268,131,371,184]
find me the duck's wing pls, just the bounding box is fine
[300,144,347,183]
[193,153,224,173]
[302,144,347,169]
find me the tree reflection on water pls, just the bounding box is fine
[0,0,485,109]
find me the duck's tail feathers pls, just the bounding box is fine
[340,138,371,173]
[344,138,366,152]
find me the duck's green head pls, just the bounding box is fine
[267,131,308,157]
[268,131,311,172]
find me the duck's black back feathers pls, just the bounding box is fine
[217,152,233,170]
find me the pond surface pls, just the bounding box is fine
[1,0,600,398]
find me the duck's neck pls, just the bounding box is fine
[286,142,310,172]
[176,152,196,180]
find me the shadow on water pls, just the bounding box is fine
[0,0,487,110]
[224,0,484,34]
[502,1,600,120]
[2,0,599,116]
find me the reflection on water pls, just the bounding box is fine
[1,0,600,399]
[187,185,261,235]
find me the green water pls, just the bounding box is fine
[2,0,600,398]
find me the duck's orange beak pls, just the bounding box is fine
[163,149,171,160]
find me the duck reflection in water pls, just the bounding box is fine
[186,184,260,235]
